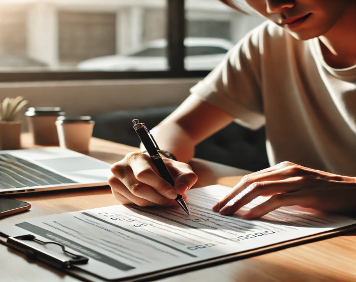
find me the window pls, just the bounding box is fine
[0,7,30,67]
[129,48,166,57]
[0,0,264,82]
[188,20,231,40]
[58,12,117,67]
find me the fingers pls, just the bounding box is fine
[130,155,178,199]
[218,177,302,215]
[109,171,178,207]
[109,174,148,206]
[213,162,295,212]
[243,183,356,218]
[166,160,198,194]
[110,153,177,206]
[108,175,133,205]
[212,161,353,218]
[212,161,332,217]
[243,192,300,219]
[110,152,197,207]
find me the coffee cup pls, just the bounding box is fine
[55,116,95,152]
[25,107,65,146]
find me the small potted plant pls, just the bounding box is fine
[0,96,28,150]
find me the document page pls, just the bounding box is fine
[3,185,356,281]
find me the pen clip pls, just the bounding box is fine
[133,119,160,151]
[145,127,161,151]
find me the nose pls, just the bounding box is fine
[265,0,294,14]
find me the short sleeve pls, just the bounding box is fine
[190,22,269,130]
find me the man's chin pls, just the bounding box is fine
[287,30,318,41]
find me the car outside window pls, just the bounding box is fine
[128,48,166,57]
[186,46,229,56]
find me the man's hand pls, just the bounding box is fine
[109,152,198,207]
[213,161,356,219]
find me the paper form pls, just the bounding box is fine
[3,185,356,281]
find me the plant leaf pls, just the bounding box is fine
[7,96,24,118]
[2,97,10,121]
[7,96,27,121]
[9,99,28,121]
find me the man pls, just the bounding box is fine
[108,0,356,218]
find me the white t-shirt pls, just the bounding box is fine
[191,21,356,176]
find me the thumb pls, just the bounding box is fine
[173,170,198,195]
[165,160,198,194]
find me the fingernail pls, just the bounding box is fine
[165,190,177,199]
[212,202,220,212]
[219,206,231,215]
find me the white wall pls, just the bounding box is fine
[0,78,200,131]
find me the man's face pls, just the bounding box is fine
[244,0,352,40]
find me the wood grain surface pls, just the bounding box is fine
[0,134,355,282]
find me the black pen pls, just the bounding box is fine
[132,119,190,215]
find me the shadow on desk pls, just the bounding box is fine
[89,151,126,165]
[190,158,248,188]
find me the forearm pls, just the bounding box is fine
[149,95,234,163]
[150,122,195,163]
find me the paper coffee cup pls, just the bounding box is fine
[25,107,65,146]
[56,116,94,152]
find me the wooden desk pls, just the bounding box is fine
[1,134,356,282]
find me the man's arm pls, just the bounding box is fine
[109,94,235,207]
[151,94,235,163]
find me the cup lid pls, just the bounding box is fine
[25,107,65,116]
[56,116,94,124]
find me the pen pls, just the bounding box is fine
[132,119,190,215]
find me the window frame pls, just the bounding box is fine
[0,0,211,83]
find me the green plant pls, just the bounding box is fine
[0,96,28,122]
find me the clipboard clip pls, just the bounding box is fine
[1,232,88,269]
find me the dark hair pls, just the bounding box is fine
[219,0,247,14]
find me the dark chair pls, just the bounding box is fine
[92,106,269,171]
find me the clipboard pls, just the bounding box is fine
[2,185,356,282]
[1,224,356,282]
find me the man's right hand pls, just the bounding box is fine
[108,152,198,207]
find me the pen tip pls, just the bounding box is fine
[181,206,190,215]
[176,196,190,215]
